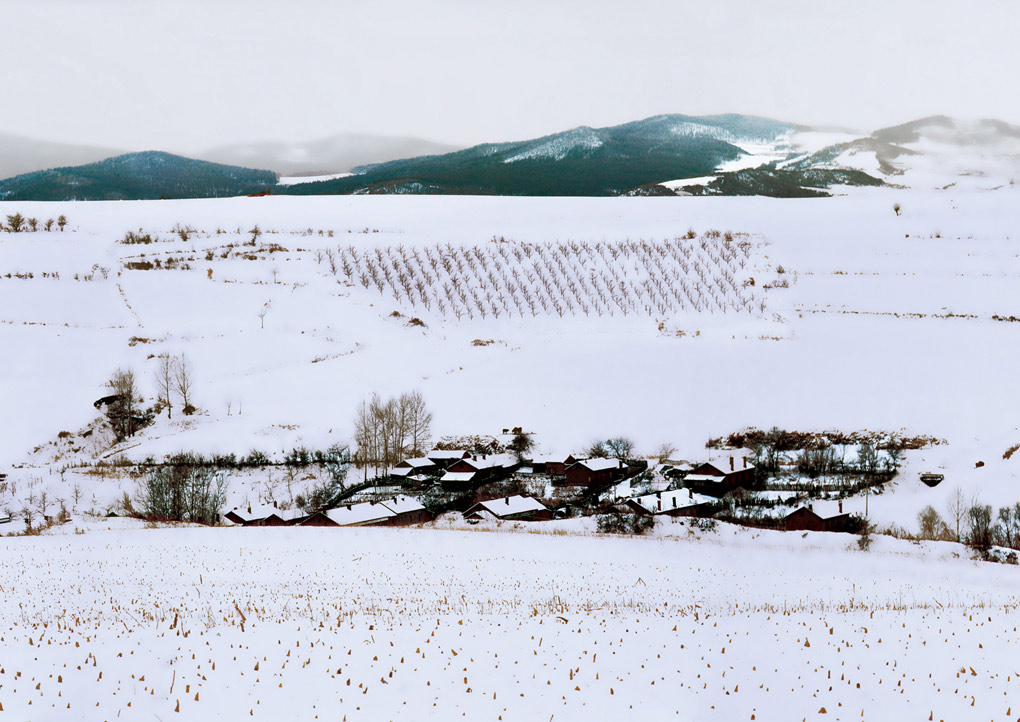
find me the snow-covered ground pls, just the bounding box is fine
[2,181,1020,719]
[1,520,1018,720]
[2,186,1020,529]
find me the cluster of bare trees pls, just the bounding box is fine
[588,437,636,460]
[154,353,196,417]
[104,357,196,439]
[317,232,765,320]
[918,489,1020,556]
[135,454,227,524]
[105,368,145,440]
[353,391,432,478]
[3,212,67,233]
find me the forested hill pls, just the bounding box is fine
[0,151,277,201]
[280,114,799,197]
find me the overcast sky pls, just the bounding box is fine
[3,0,1018,151]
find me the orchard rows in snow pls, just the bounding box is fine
[320,231,767,320]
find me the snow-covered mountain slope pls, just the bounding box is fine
[287,114,800,196]
[2,182,1019,528]
[778,117,1020,190]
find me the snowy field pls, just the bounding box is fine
[2,183,1020,719]
[2,185,1020,527]
[1,521,1019,720]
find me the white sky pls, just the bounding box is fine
[4,0,1018,151]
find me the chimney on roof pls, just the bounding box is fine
[839,500,843,514]
[730,456,734,472]
[657,499,662,511]
[688,489,693,499]
[743,456,747,468]
[505,496,510,505]
[347,504,352,511]
[273,500,278,509]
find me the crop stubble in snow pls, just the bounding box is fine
[2,524,1020,720]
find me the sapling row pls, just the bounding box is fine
[317,232,766,320]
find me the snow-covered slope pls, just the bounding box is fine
[1,182,1020,529]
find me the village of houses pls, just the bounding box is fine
[222,431,868,535]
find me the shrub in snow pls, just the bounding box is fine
[596,510,655,535]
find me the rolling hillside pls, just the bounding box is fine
[0,151,277,201]
[281,114,804,196]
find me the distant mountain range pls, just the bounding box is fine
[2,114,1018,201]
[282,114,802,197]
[0,152,276,201]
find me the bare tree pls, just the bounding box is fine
[403,390,432,456]
[257,301,271,329]
[353,391,432,478]
[604,437,635,461]
[917,505,948,540]
[946,486,967,542]
[106,368,140,440]
[155,353,175,419]
[655,442,678,463]
[353,394,384,479]
[966,503,994,556]
[173,355,195,414]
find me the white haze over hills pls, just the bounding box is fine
[201,132,462,176]
[663,115,1020,193]
[0,132,125,180]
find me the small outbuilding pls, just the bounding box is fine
[390,457,438,479]
[625,489,715,517]
[379,495,431,526]
[298,501,396,527]
[784,500,858,533]
[562,458,623,487]
[463,495,552,522]
[534,454,579,476]
[426,449,472,468]
[224,503,305,526]
[685,453,756,497]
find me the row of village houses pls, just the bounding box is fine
[224,494,553,527]
[223,445,859,533]
[223,488,855,532]
[390,447,756,493]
